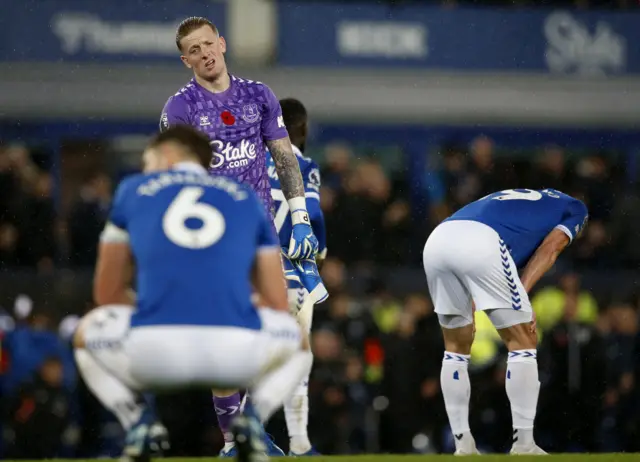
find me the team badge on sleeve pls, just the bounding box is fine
[160,113,169,132]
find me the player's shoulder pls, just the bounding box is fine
[537,189,588,224]
[113,173,148,197]
[231,75,277,104]
[541,188,586,207]
[167,79,198,104]
[231,74,269,91]
[300,154,319,171]
[291,146,318,170]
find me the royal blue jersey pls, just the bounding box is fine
[103,163,279,330]
[267,145,327,258]
[446,188,588,268]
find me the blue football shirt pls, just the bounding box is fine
[104,163,279,329]
[266,145,327,258]
[446,188,588,268]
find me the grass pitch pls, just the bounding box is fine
[10,455,637,462]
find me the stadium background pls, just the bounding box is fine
[1,0,640,457]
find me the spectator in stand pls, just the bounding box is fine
[0,144,56,271]
[380,294,444,453]
[609,185,640,268]
[532,145,570,191]
[5,356,72,459]
[563,188,613,269]
[15,171,56,271]
[68,173,112,267]
[424,144,466,224]
[575,154,616,222]
[321,143,353,192]
[599,302,639,451]
[319,257,347,294]
[537,294,607,452]
[0,223,19,269]
[314,292,377,355]
[308,328,349,454]
[532,272,599,338]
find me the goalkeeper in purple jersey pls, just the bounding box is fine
[159,17,319,458]
[160,16,317,261]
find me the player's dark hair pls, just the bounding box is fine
[280,98,307,130]
[176,17,218,52]
[149,126,211,168]
[280,98,308,151]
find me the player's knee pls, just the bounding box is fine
[498,322,537,351]
[441,324,474,355]
[72,319,86,349]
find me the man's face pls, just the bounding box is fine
[179,25,227,81]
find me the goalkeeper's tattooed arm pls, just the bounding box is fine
[267,136,305,200]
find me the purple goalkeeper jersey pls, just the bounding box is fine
[160,75,288,217]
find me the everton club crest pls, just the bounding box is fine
[242,103,260,123]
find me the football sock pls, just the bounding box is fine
[506,349,539,447]
[212,392,243,445]
[74,348,143,430]
[284,377,312,454]
[441,351,472,437]
[252,350,313,423]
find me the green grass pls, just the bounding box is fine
[10,456,638,462]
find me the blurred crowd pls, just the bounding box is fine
[2,136,637,272]
[1,134,640,456]
[0,144,112,272]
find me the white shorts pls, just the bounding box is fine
[423,220,533,329]
[82,305,302,391]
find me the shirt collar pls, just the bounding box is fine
[172,161,208,175]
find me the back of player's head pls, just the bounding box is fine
[148,125,211,168]
[176,17,218,52]
[279,98,307,130]
[279,98,308,150]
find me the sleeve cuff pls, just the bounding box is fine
[554,224,573,243]
[288,196,307,213]
[100,222,129,243]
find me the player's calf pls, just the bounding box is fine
[491,309,543,453]
[437,316,477,453]
[211,389,243,456]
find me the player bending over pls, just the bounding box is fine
[72,126,313,462]
[423,188,588,455]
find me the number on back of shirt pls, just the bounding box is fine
[271,188,288,233]
[489,189,543,201]
[163,187,226,249]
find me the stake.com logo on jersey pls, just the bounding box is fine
[210,139,257,169]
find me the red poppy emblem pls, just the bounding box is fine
[221,111,235,126]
